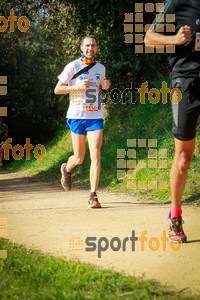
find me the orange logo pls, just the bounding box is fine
[0,9,30,33]
[69,237,84,251]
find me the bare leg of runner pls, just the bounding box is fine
[66,132,86,172]
[87,129,102,193]
[168,137,195,241]
[170,137,195,206]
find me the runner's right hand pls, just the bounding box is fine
[77,79,90,91]
[174,25,192,45]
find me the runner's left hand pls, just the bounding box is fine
[101,77,110,90]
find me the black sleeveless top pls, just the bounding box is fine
[153,0,200,74]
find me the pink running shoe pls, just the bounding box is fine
[167,211,187,243]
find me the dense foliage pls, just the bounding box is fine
[0,0,170,145]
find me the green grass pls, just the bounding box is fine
[6,77,200,205]
[7,127,74,181]
[0,239,197,299]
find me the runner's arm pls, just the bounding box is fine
[101,77,110,90]
[144,26,192,48]
[54,79,90,95]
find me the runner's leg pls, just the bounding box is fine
[170,137,195,207]
[87,129,102,193]
[66,132,86,172]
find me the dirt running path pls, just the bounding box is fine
[0,170,200,296]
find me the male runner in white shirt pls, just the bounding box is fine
[55,35,110,208]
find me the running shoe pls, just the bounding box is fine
[167,211,187,243]
[60,163,71,191]
[88,194,101,208]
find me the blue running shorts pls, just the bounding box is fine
[66,119,103,136]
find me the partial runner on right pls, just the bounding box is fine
[144,0,200,242]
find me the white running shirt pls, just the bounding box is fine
[58,59,106,119]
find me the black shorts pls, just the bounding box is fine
[171,77,200,141]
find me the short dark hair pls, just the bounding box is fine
[81,35,98,46]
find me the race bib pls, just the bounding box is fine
[82,104,98,112]
[195,32,200,51]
